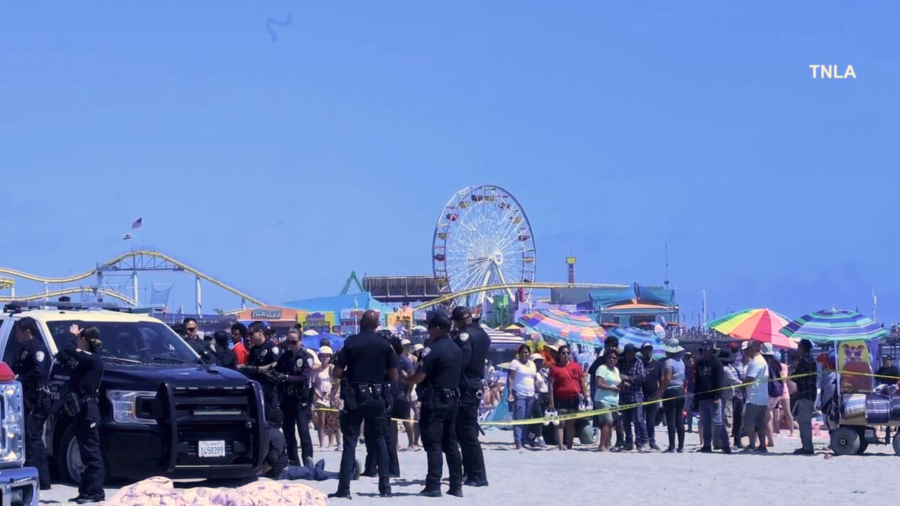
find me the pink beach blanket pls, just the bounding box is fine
[104,476,328,506]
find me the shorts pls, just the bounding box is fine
[744,403,768,430]
[555,397,580,414]
[767,397,781,410]
[594,401,618,425]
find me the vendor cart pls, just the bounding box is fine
[780,309,896,456]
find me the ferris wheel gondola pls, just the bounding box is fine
[432,185,537,309]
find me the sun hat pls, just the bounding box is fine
[318,346,333,355]
[760,343,775,356]
[662,339,684,353]
[718,348,736,363]
[530,353,544,362]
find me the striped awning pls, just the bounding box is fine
[481,324,525,347]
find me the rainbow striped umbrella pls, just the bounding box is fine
[780,309,888,343]
[707,308,796,349]
[519,309,606,348]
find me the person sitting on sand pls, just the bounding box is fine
[262,408,359,482]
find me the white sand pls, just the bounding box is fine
[40,430,900,505]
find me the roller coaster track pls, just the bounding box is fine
[411,282,630,311]
[0,286,137,305]
[0,249,264,306]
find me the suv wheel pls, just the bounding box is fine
[58,425,84,485]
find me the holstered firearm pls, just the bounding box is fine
[340,378,358,411]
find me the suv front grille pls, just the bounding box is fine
[165,385,261,469]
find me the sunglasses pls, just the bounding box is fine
[287,340,300,345]
[559,351,570,355]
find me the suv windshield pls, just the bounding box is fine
[46,320,199,364]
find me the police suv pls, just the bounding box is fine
[0,360,39,505]
[0,302,267,484]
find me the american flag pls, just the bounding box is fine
[123,233,133,241]
[132,217,143,230]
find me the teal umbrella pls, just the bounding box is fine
[780,309,887,343]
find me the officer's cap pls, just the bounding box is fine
[451,307,472,321]
[427,312,452,329]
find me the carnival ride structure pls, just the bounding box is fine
[433,185,537,308]
[0,249,265,314]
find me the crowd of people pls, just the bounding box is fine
[488,334,834,455]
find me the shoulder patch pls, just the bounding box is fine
[35,351,45,363]
[459,332,470,342]
[422,347,432,358]
[272,347,280,355]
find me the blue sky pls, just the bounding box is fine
[1,1,897,322]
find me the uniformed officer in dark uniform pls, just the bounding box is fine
[450,306,490,487]
[13,317,52,490]
[274,328,320,465]
[407,312,464,498]
[329,310,397,500]
[239,321,282,409]
[63,325,106,504]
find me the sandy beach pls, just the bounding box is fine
[39,429,899,505]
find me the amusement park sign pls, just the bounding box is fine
[251,308,283,319]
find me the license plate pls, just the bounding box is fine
[198,440,226,458]
[9,488,23,504]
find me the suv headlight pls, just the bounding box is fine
[0,383,25,466]
[107,390,158,425]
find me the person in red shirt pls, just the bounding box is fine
[231,323,250,366]
[548,344,586,451]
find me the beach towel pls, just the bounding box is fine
[890,396,900,421]
[843,393,866,418]
[865,394,891,424]
[104,476,328,506]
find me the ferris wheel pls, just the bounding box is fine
[432,185,537,308]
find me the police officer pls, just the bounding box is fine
[274,328,321,465]
[64,325,106,504]
[407,312,464,498]
[239,321,282,409]
[329,310,397,500]
[362,332,398,478]
[451,306,490,487]
[13,317,52,490]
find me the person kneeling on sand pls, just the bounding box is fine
[262,408,360,482]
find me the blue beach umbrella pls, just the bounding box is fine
[608,327,665,358]
[780,309,887,343]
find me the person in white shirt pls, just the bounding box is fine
[741,341,771,453]
[507,344,538,450]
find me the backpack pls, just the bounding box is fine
[767,360,784,398]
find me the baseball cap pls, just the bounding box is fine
[760,343,775,356]
[427,312,452,329]
[401,339,411,346]
[318,346,333,356]
[413,343,424,351]
[641,343,653,350]
[530,353,544,362]
[623,343,638,353]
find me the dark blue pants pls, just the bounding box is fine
[25,411,51,489]
[337,399,390,495]
[279,465,339,481]
[76,399,105,500]
[421,396,463,491]
[456,389,486,483]
[621,401,648,446]
[282,398,313,464]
